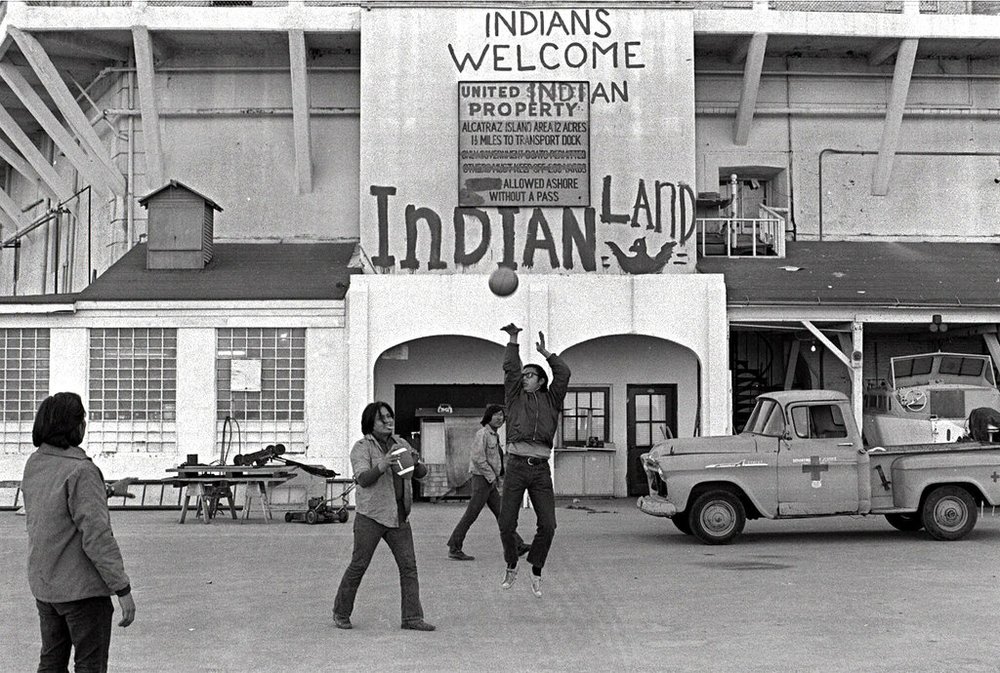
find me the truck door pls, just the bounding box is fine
[777,402,862,516]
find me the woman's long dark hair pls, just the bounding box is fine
[480,403,505,426]
[32,392,86,448]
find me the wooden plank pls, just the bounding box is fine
[0,135,60,202]
[132,27,165,187]
[873,38,918,196]
[288,29,312,194]
[0,61,125,197]
[8,27,126,195]
[0,105,73,202]
[733,32,767,146]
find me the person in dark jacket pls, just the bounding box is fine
[332,401,435,631]
[497,323,571,598]
[22,392,136,673]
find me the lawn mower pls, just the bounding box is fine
[284,493,354,525]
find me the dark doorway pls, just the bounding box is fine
[394,384,505,441]
[626,384,678,496]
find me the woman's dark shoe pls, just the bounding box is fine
[333,615,353,630]
[448,549,475,561]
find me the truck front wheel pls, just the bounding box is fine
[690,491,745,545]
[921,486,977,541]
[884,513,923,532]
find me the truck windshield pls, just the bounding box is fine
[743,399,785,436]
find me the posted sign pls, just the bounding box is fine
[458,81,590,208]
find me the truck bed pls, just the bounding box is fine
[870,440,998,455]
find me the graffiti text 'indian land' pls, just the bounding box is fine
[368,177,696,272]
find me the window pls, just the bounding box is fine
[561,387,609,446]
[744,398,785,436]
[0,328,49,454]
[88,328,177,453]
[216,328,307,455]
[791,404,847,439]
[939,356,984,378]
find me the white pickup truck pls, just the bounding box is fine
[637,390,1000,544]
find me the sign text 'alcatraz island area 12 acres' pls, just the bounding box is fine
[459,82,590,208]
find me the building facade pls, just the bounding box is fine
[0,0,997,499]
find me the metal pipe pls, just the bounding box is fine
[817,149,1000,240]
[97,65,360,73]
[697,69,1000,80]
[104,107,360,117]
[698,106,1000,117]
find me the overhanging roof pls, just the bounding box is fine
[77,242,358,302]
[697,241,1000,309]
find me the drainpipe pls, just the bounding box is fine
[817,149,1000,239]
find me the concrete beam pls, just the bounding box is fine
[0,61,125,197]
[0,105,72,202]
[872,38,918,196]
[8,28,124,191]
[132,27,164,187]
[868,39,900,67]
[288,29,311,195]
[733,32,767,146]
[0,187,32,236]
[0,135,60,202]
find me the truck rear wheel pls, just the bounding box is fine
[884,513,923,532]
[921,486,977,541]
[671,512,692,535]
[690,491,745,545]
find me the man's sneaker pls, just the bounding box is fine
[517,543,531,557]
[401,619,436,631]
[530,575,542,598]
[448,550,475,561]
[333,614,353,630]
[501,567,518,589]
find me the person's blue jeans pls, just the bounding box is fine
[333,513,423,624]
[35,595,114,673]
[447,474,525,553]
[499,454,557,568]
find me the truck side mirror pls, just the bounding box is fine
[782,429,793,441]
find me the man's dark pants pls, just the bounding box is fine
[36,595,114,673]
[333,513,423,624]
[447,474,525,553]
[498,454,557,568]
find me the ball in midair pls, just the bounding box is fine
[488,266,519,297]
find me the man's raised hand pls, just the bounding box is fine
[535,331,551,357]
[501,323,522,340]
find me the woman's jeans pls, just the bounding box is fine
[499,454,557,568]
[333,513,423,624]
[36,595,114,673]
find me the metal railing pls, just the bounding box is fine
[696,213,785,258]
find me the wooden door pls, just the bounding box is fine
[626,385,677,496]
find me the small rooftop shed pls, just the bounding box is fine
[138,180,223,270]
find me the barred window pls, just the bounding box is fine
[0,328,49,454]
[216,328,307,455]
[87,328,177,453]
[561,387,609,446]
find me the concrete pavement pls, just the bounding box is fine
[2,498,999,672]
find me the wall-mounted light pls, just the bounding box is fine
[929,314,948,333]
[810,341,817,353]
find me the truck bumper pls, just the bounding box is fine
[637,494,677,518]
